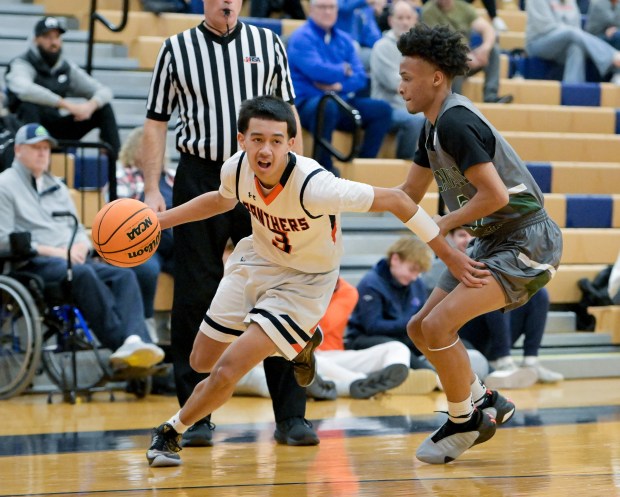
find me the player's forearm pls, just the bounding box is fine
[369,187,417,221]
[142,119,168,193]
[157,191,235,229]
[442,190,508,233]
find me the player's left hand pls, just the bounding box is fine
[445,249,490,288]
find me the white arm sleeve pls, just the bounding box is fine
[303,171,374,216]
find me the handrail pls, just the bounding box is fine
[86,0,130,74]
[312,92,362,164]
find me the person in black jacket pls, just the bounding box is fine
[4,17,120,156]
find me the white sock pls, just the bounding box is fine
[448,394,474,424]
[471,375,487,406]
[166,410,189,434]
[523,356,539,367]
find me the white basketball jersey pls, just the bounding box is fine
[219,151,374,273]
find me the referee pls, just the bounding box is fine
[142,0,318,446]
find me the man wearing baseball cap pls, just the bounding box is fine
[4,16,120,157]
[0,122,165,371]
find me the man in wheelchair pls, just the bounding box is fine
[0,123,164,370]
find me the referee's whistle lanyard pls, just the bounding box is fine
[203,19,232,38]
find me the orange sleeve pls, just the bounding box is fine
[318,278,359,351]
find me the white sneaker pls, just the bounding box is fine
[523,358,564,383]
[484,368,537,389]
[493,16,508,32]
[485,357,537,389]
[612,72,620,85]
[110,335,165,369]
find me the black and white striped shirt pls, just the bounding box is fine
[146,22,296,163]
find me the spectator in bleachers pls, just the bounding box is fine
[609,251,620,304]
[116,127,175,341]
[526,0,620,84]
[4,16,121,157]
[463,0,508,31]
[287,0,392,174]
[370,0,426,160]
[250,0,307,19]
[421,0,509,32]
[421,0,514,103]
[335,0,384,69]
[0,123,164,369]
[346,235,490,380]
[585,0,620,50]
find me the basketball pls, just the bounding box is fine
[92,198,161,267]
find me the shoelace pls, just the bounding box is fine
[152,429,181,453]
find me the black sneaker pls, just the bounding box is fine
[349,363,410,399]
[181,417,216,447]
[274,417,320,446]
[146,423,182,467]
[416,409,497,464]
[477,389,516,425]
[292,328,323,388]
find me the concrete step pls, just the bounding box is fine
[0,3,45,15]
[0,28,88,42]
[341,212,407,233]
[94,69,153,99]
[536,352,620,379]
[544,311,577,333]
[0,38,128,67]
[520,331,613,349]
[0,13,80,33]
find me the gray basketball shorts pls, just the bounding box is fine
[437,209,563,311]
[199,237,339,360]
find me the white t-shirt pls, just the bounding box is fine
[219,151,374,273]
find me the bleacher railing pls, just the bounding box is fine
[312,92,362,164]
[86,0,130,74]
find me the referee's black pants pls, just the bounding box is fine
[170,154,307,422]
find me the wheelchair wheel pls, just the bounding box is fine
[41,317,110,394]
[0,275,42,400]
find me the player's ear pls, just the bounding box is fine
[237,131,246,150]
[288,136,295,150]
[433,70,443,87]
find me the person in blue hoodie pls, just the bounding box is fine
[287,0,392,174]
[346,235,436,369]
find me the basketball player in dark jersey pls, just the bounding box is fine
[396,24,563,464]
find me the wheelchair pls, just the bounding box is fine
[0,212,166,403]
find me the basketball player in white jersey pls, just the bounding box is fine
[146,95,489,467]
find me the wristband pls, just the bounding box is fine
[404,206,440,243]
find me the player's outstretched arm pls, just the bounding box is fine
[370,187,490,288]
[157,191,237,230]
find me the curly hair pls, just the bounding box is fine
[397,23,470,79]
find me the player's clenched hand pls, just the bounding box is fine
[445,249,490,288]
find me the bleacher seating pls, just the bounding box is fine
[3,0,617,357]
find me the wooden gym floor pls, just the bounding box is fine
[1,378,620,497]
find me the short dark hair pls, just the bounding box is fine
[397,23,469,80]
[237,96,297,139]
